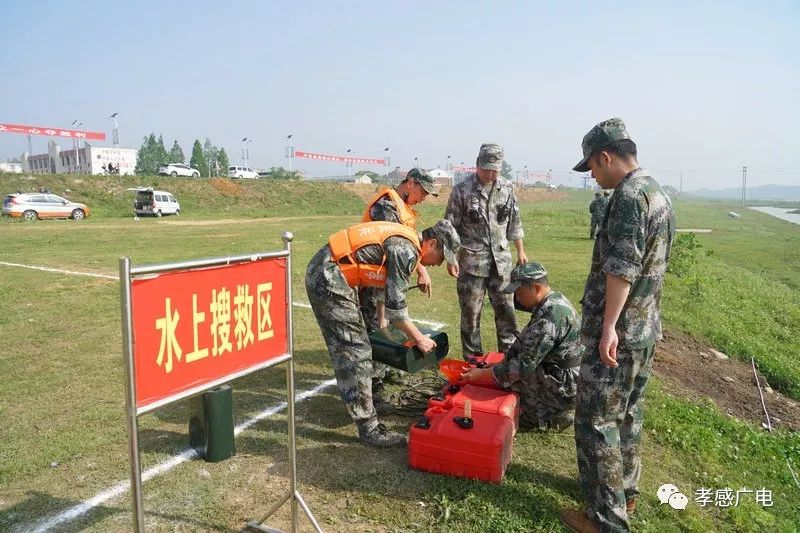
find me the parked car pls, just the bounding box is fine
[2,193,90,221]
[158,163,200,178]
[127,187,180,217]
[228,166,259,179]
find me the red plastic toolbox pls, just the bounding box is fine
[408,405,514,483]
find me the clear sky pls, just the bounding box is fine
[1,0,798,189]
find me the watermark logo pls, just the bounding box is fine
[657,483,688,510]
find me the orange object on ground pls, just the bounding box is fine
[428,384,520,433]
[408,404,514,483]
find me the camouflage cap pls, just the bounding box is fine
[573,118,631,172]
[426,219,461,265]
[406,168,438,196]
[477,143,503,171]
[502,261,548,293]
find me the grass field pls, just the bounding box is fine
[1,175,798,531]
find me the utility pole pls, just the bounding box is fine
[680,171,683,195]
[741,166,747,207]
[286,134,294,171]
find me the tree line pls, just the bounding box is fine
[135,134,230,176]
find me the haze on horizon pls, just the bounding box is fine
[1,0,798,190]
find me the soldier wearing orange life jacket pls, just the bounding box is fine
[360,168,443,404]
[305,219,460,448]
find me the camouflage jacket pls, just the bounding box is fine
[311,236,418,322]
[369,193,403,225]
[445,174,524,278]
[589,198,602,218]
[492,291,583,387]
[580,168,676,348]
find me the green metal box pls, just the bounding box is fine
[369,325,449,373]
[189,384,236,462]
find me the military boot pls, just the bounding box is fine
[357,420,407,448]
[547,411,575,433]
[372,382,395,416]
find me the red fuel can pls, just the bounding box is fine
[428,384,520,434]
[408,404,514,483]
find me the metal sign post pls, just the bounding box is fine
[119,232,321,532]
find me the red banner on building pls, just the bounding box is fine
[294,150,385,165]
[130,258,288,409]
[0,122,106,141]
[454,166,477,172]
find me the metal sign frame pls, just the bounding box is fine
[119,232,322,532]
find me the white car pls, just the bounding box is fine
[127,187,181,217]
[158,163,200,178]
[228,166,259,179]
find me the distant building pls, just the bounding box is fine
[354,174,372,184]
[0,161,23,173]
[427,168,454,187]
[22,140,137,175]
[386,166,408,185]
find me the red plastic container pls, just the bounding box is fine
[465,351,505,367]
[438,352,506,384]
[428,384,520,433]
[408,404,514,483]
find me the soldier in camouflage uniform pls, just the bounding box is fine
[445,143,528,356]
[589,192,602,239]
[305,220,461,448]
[561,119,675,533]
[361,169,439,401]
[460,262,582,431]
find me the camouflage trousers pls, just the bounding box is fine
[456,267,517,355]
[305,252,378,426]
[512,365,578,431]
[574,343,656,532]
[590,217,600,239]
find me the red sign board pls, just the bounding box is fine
[0,122,106,141]
[454,166,477,172]
[295,150,385,165]
[130,258,288,409]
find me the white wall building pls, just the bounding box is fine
[0,161,23,173]
[22,140,137,175]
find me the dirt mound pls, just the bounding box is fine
[210,177,245,197]
[655,330,800,431]
[342,183,567,205]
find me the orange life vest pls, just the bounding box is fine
[362,187,418,228]
[328,221,421,288]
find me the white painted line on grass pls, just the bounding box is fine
[292,301,447,330]
[0,261,117,280]
[0,262,449,330]
[21,379,337,533]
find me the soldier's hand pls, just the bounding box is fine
[599,328,619,368]
[460,367,495,386]
[447,263,460,278]
[418,270,433,299]
[517,250,529,265]
[416,336,437,354]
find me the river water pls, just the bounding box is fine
[749,207,800,226]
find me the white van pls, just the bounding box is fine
[228,166,259,179]
[127,188,181,217]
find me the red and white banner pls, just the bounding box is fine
[454,166,477,172]
[294,150,385,165]
[130,257,288,409]
[0,122,106,141]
